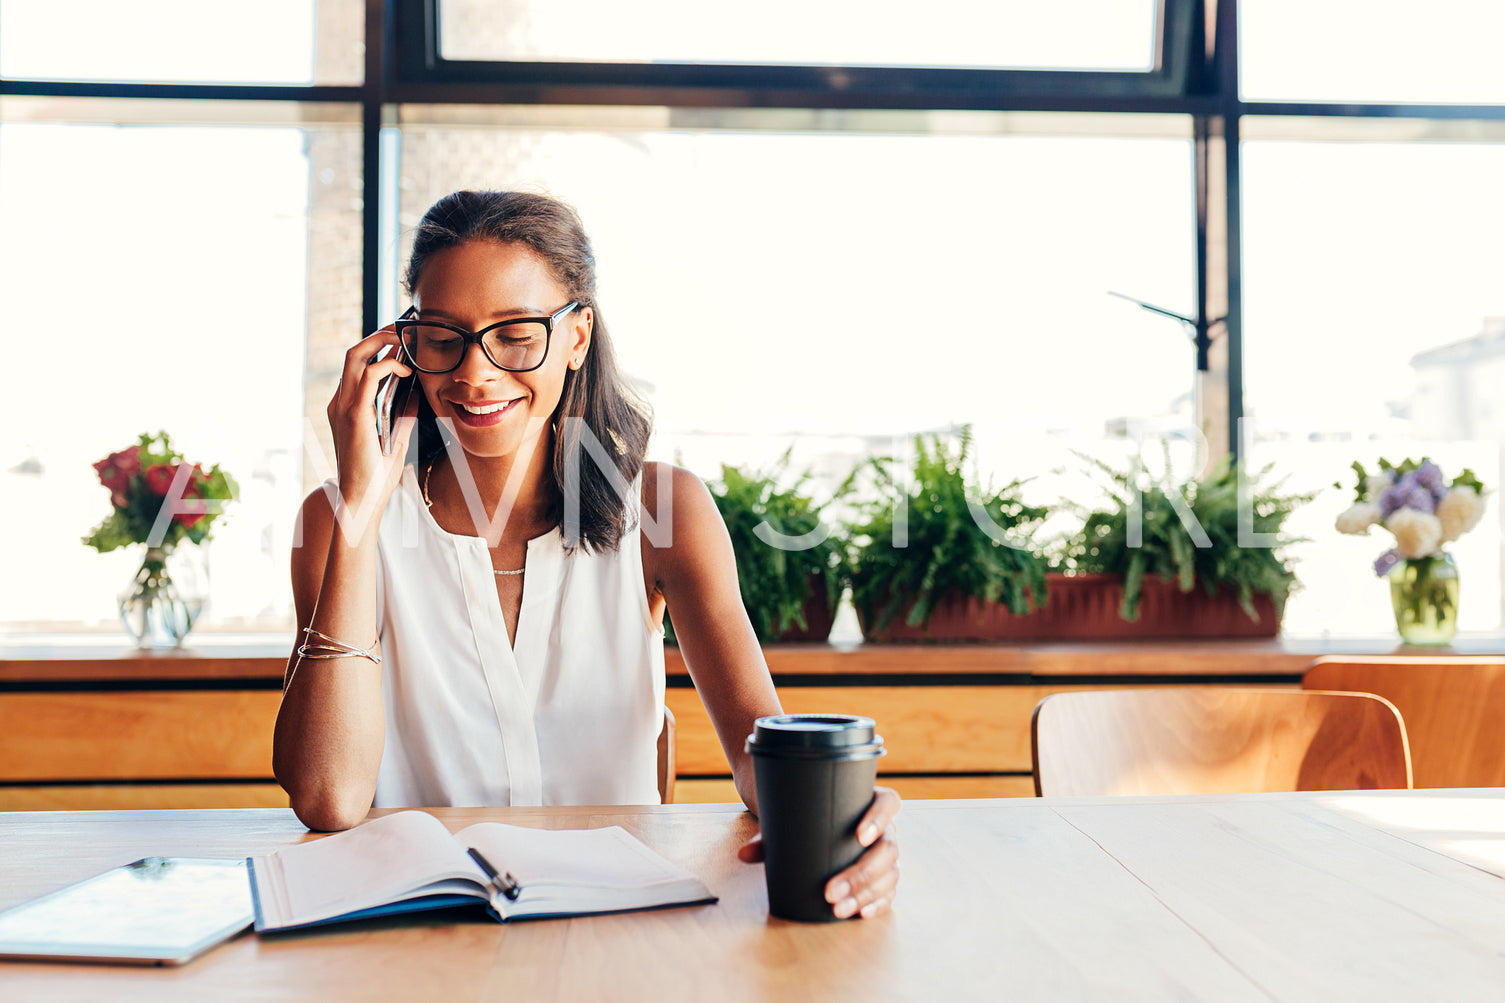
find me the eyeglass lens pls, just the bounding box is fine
[402,322,549,373]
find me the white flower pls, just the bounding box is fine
[1335,501,1382,535]
[1364,472,1395,500]
[1436,486,1486,543]
[1385,508,1444,560]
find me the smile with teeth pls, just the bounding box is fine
[456,399,517,415]
[447,397,523,427]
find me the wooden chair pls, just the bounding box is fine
[657,706,677,804]
[1304,657,1505,788]
[1031,687,1412,797]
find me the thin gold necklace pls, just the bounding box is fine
[422,458,525,576]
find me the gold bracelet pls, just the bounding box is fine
[296,626,381,664]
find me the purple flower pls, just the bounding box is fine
[1373,548,1402,578]
[1413,460,1448,500]
[1378,484,1401,518]
[1398,482,1436,514]
[1380,474,1436,516]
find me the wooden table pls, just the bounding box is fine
[5,793,1505,1000]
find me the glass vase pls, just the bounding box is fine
[118,546,206,648]
[1388,553,1459,645]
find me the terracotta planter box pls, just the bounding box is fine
[859,573,1281,642]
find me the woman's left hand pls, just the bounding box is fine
[737,785,901,919]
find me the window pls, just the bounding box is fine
[394,106,1196,491]
[437,0,1161,71]
[8,2,1505,643]
[0,98,361,631]
[1240,0,1505,104]
[1241,118,1505,635]
[0,0,363,86]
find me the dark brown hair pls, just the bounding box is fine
[404,190,653,554]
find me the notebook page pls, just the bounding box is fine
[456,823,694,890]
[271,811,484,924]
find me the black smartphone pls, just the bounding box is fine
[374,347,413,456]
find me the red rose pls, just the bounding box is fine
[111,490,129,508]
[93,446,143,493]
[92,456,125,491]
[174,490,212,528]
[143,464,177,496]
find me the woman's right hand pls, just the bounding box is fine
[326,325,418,537]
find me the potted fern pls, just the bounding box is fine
[1059,456,1310,637]
[848,429,1053,642]
[666,455,845,644]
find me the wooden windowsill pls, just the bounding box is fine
[3,633,1503,686]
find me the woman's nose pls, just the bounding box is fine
[450,340,500,383]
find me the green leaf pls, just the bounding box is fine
[1452,468,1487,494]
[82,511,136,554]
[698,451,848,643]
[847,427,1052,635]
[1169,527,1194,592]
[1066,454,1309,624]
[1121,549,1146,621]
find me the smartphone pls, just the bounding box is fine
[373,345,414,456]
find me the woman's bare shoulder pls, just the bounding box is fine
[639,462,724,579]
[640,460,710,517]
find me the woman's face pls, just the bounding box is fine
[410,239,591,460]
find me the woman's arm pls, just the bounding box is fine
[645,462,901,919]
[273,327,415,832]
[643,462,781,813]
[272,488,387,831]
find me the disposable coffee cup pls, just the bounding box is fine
[746,714,886,923]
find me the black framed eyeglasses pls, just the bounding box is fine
[395,301,579,374]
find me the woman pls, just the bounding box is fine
[273,190,899,920]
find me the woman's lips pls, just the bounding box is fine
[447,397,521,428]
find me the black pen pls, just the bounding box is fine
[467,847,521,901]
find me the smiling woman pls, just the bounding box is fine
[397,191,652,552]
[272,189,903,921]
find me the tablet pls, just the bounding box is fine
[0,857,253,966]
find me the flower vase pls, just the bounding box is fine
[118,547,206,648]
[1388,553,1458,645]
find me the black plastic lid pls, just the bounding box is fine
[745,714,886,761]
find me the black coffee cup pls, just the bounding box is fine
[746,714,887,923]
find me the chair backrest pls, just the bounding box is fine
[1031,687,1412,797]
[1304,657,1505,788]
[657,705,677,804]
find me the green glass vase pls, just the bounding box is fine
[1388,553,1458,645]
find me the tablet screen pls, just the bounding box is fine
[0,857,253,965]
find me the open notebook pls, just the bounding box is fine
[249,810,716,932]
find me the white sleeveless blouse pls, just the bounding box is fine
[360,468,665,809]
